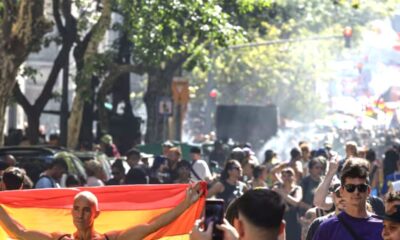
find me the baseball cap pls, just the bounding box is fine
[162,140,174,148]
[378,206,400,223]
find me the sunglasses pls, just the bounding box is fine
[231,166,241,171]
[344,183,369,193]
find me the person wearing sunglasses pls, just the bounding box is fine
[313,158,383,240]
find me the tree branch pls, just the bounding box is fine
[53,0,66,36]
[61,0,77,41]
[98,63,144,96]
[9,0,52,64]
[35,43,72,110]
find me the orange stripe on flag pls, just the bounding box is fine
[0,183,206,239]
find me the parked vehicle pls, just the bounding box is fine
[0,146,87,187]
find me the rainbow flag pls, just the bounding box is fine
[0,183,206,239]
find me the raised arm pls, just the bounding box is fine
[0,205,54,240]
[313,157,339,210]
[112,183,203,240]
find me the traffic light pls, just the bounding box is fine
[343,26,352,48]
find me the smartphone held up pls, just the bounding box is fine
[205,199,225,240]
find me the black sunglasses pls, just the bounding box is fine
[344,183,369,193]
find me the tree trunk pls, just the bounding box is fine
[67,0,111,149]
[0,73,17,146]
[79,76,98,144]
[68,93,84,149]
[25,111,40,145]
[144,69,175,143]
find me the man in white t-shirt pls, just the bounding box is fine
[190,146,213,183]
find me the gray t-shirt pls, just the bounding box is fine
[35,175,59,188]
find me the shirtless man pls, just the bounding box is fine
[0,183,203,240]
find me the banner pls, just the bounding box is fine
[0,183,206,240]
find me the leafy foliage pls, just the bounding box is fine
[116,0,247,69]
[188,0,398,121]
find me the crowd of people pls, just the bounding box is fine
[2,131,400,240]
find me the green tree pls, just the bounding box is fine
[0,1,52,146]
[12,0,77,145]
[189,0,398,123]
[114,0,254,143]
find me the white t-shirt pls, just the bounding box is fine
[86,176,104,187]
[190,159,212,182]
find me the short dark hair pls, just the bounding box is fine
[253,165,267,179]
[366,149,376,162]
[0,160,10,171]
[308,156,325,170]
[66,174,81,187]
[237,189,285,232]
[176,160,191,170]
[340,158,370,185]
[111,159,125,173]
[190,146,201,154]
[264,149,275,164]
[290,147,301,160]
[2,167,25,190]
[50,158,68,171]
[125,148,141,159]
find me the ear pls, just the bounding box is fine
[237,219,245,237]
[279,220,286,235]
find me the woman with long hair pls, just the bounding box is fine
[273,167,302,240]
[207,160,248,207]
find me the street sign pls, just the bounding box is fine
[172,77,189,104]
[158,97,173,116]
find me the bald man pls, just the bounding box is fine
[0,183,203,240]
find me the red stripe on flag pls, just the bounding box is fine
[0,184,203,210]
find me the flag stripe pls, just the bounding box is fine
[0,184,206,239]
[0,184,192,210]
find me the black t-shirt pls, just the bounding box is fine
[368,195,385,216]
[301,176,321,206]
[125,167,148,184]
[306,213,335,240]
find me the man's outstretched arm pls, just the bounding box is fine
[0,205,55,240]
[110,183,203,240]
